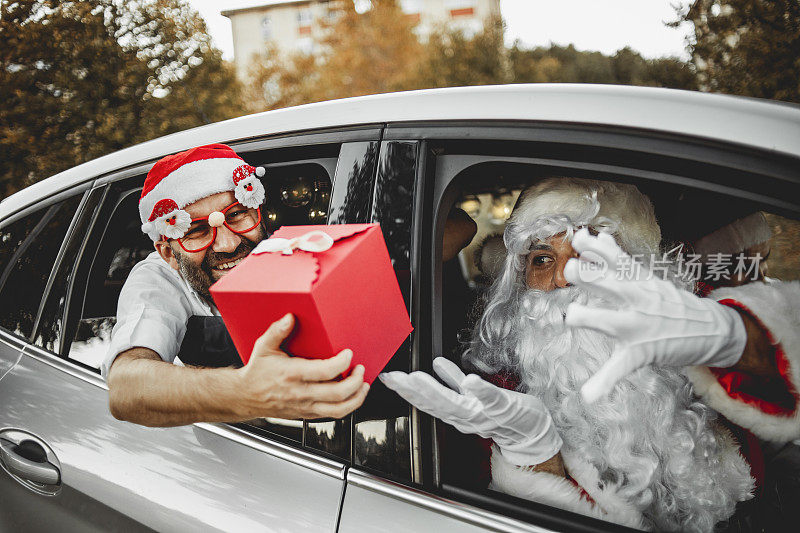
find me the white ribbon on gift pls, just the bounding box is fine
[253,230,335,255]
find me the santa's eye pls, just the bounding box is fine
[530,255,554,267]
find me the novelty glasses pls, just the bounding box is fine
[177,201,261,253]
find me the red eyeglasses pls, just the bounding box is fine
[175,201,262,253]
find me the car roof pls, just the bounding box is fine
[3,84,800,218]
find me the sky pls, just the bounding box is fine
[188,0,692,61]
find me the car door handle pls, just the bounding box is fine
[0,439,61,486]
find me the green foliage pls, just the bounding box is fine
[678,0,800,102]
[0,0,244,198]
[246,0,423,111]
[510,43,697,90]
[246,2,697,115]
[415,16,511,88]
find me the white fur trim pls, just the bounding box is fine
[512,178,661,255]
[686,280,800,443]
[489,445,646,530]
[560,449,647,529]
[234,175,266,208]
[139,157,243,233]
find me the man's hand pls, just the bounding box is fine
[380,358,562,466]
[238,313,370,420]
[563,228,747,404]
[107,314,369,426]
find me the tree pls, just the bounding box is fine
[246,0,422,111]
[676,0,800,102]
[510,43,697,90]
[244,0,697,114]
[415,16,511,88]
[0,0,244,198]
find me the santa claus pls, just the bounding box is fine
[380,177,800,532]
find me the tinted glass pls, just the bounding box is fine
[67,185,152,369]
[0,194,82,339]
[35,188,105,354]
[352,141,418,481]
[304,419,349,459]
[296,142,380,458]
[328,142,379,225]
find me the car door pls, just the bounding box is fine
[339,120,800,532]
[0,127,381,532]
[337,139,552,532]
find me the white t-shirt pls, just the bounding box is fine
[101,252,218,378]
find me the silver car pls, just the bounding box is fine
[1,85,799,532]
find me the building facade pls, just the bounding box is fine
[223,0,501,80]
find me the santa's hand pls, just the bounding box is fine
[379,358,562,466]
[564,228,747,404]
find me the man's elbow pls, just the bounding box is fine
[107,370,130,422]
[106,357,138,423]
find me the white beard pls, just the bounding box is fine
[500,287,753,532]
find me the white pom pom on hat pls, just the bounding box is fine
[138,144,266,241]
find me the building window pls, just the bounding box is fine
[261,16,273,40]
[297,9,313,26]
[297,8,312,35]
[446,0,475,17]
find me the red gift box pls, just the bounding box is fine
[210,223,413,384]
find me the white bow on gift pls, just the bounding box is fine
[253,230,335,255]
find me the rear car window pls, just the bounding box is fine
[0,195,82,340]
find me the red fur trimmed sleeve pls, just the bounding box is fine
[686,281,800,442]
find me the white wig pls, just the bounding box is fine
[464,177,753,531]
[467,177,664,375]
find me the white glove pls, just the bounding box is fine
[564,228,747,404]
[379,357,562,466]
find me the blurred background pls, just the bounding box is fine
[1,0,798,198]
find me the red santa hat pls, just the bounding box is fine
[139,144,266,241]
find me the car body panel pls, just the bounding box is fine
[339,470,551,533]
[0,342,346,532]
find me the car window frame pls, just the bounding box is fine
[411,120,800,531]
[3,127,384,470]
[0,186,92,344]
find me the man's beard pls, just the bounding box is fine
[172,231,263,303]
[480,286,753,531]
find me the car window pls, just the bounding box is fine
[66,181,153,370]
[426,143,800,532]
[34,187,106,355]
[353,140,417,482]
[0,193,84,341]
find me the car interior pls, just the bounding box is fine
[432,158,800,530]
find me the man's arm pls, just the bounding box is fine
[520,452,566,477]
[728,308,779,378]
[443,208,477,262]
[107,314,369,427]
